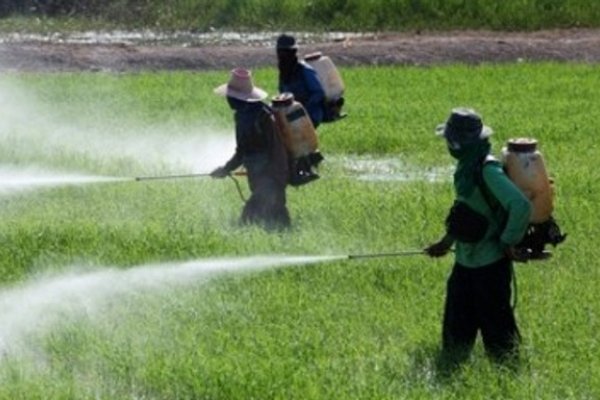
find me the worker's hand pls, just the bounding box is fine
[210,166,229,179]
[425,235,454,258]
[504,246,530,263]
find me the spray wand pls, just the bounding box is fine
[346,250,427,260]
[134,171,248,202]
[134,171,247,182]
[346,249,551,261]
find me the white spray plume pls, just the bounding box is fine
[0,255,344,356]
[0,164,125,195]
[0,78,235,174]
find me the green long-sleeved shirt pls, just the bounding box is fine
[453,159,532,267]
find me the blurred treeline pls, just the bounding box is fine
[1,0,599,31]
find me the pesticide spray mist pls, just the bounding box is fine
[0,164,127,195]
[0,78,236,193]
[0,254,344,357]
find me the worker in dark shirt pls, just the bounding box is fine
[276,34,326,129]
[276,34,326,184]
[211,68,290,230]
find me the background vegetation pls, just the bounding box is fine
[1,0,600,31]
[0,64,598,398]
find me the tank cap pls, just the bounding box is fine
[271,92,294,107]
[507,138,538,152]
[304,51,323,62]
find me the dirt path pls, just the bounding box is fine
[1,29,599,72]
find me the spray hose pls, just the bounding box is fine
[228,174,247,202]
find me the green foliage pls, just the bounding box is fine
[0,64,599,398]
[2,0,600,31]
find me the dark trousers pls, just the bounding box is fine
[442,257,520,363]
[242,174,290,230]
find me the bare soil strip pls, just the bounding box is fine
[1,29,599,72]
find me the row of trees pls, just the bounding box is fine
[1,0,598,31]
[0,1,139,17]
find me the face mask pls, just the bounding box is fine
[227,96,246,110]
[277,50,297,73]
[448,144,465,159]
[447,139,461,150]
[445,135,465,159]
[447,140,487,160]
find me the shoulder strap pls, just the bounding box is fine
[476,155,503,211]
[254,104,274,128]
[299,61,323,89]
[261,103,274,115]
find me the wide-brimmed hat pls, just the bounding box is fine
[435,107,493,145]
[276,34,298,50]
[214,68,268,102]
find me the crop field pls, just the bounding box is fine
[0,64,598,399]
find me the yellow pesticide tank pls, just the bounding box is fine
[271,93,318,158]
[501,138,554,223]
[304,52,345,102]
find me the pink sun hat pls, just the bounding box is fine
[214,68,268,102]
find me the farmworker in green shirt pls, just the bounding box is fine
[425,108,532,365]
[210,68,291,230]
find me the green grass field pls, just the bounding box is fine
[0,64,598,399]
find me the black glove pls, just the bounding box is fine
[425,234,454,258]
[210,166,229,179]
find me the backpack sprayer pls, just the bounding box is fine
[271,92,323,186]
[304,51,346,122]
[498,138,566,258]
